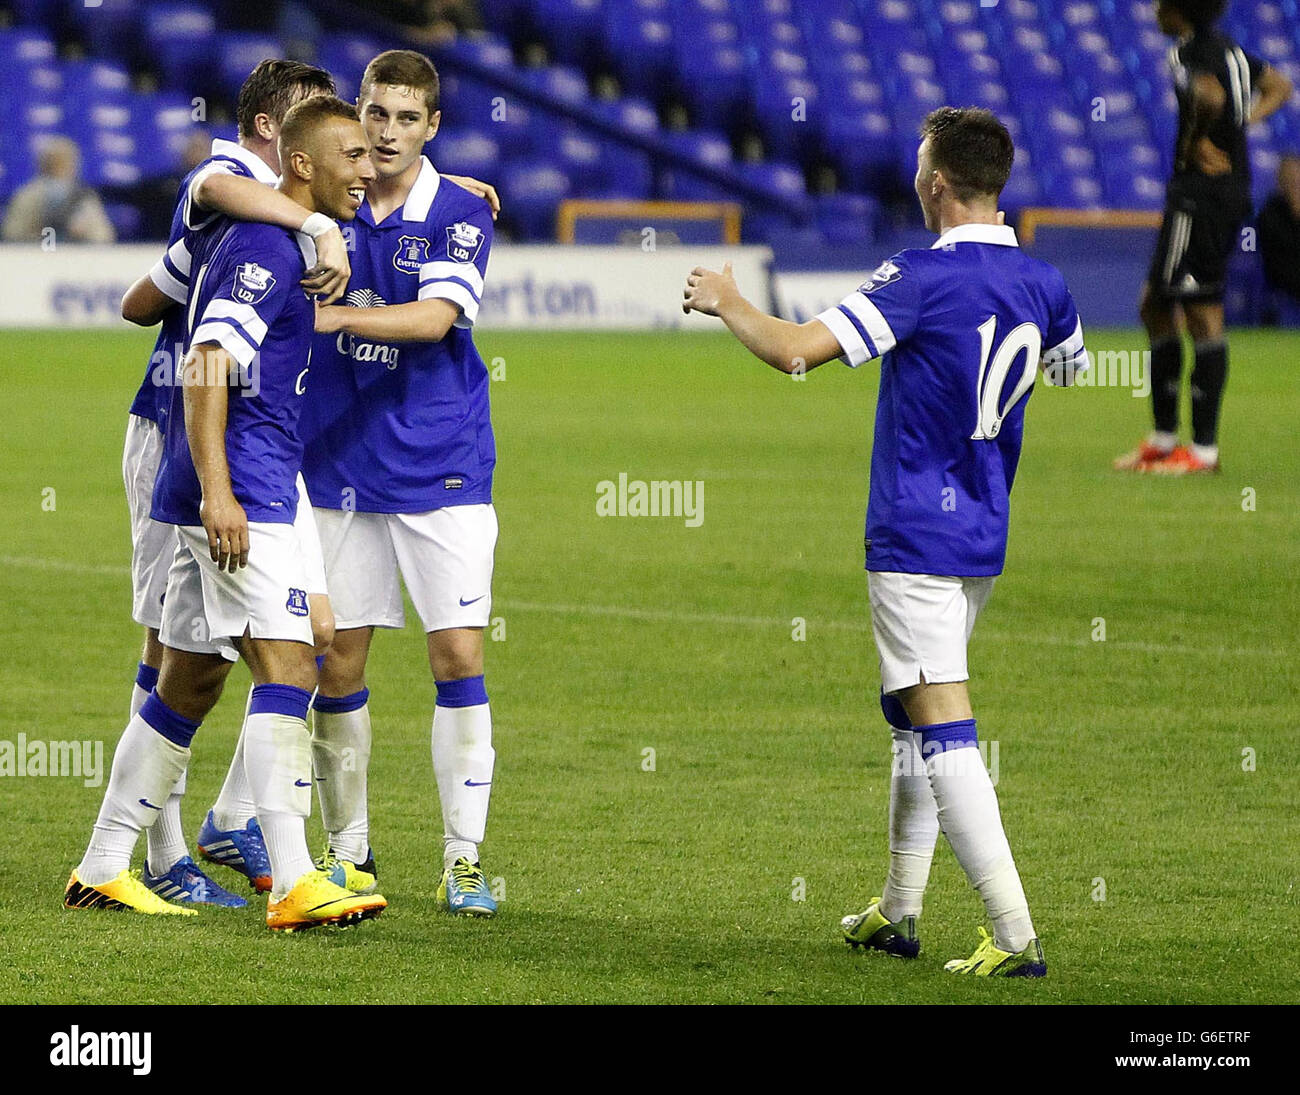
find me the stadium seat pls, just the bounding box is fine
[317,34,386,102]
[435,130,502,187]
[533,0,606,66]
[144,4,219,95]
[660,130,735,202]
[499,159,572,239]
[815,192,880,247]
[215,35,286,101]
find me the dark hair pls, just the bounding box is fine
[921,107,1015,202]
[236,59,337,139]
[278,95,361,158]
[1165,0,1228,29]
[359,49,440,118]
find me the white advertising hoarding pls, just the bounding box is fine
[770,270,867,323]
[0,244,773,330]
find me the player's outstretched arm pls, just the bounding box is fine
[121,272,174,327]
[441,174,500,220]
[1253,65,1294,125]
[182,342,247,573]
[683,262,842,374]
[193,172,351,303]
[315,298,461,343]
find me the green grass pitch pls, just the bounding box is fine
[0,326,1296,1004]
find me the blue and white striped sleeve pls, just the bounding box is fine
[147,237,192,304]
[418,206,493,328]
[182,158,243,232]
[1041,277,1091,386]
[191,242,294,367]
[813,256,919,367]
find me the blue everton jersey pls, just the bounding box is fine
[128,139,278,430]
[299,157,495,513]
[151,217,316,527]
[814,223,1089,577]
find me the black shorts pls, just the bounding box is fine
[1147,178,1251,303]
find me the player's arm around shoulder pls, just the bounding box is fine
[682,261,842,373]
[193,167,351,303]
[317,194,494,344]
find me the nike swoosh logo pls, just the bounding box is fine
[139,798,162,810]
[464,779,491,787]
[458,594,486,606]
[294,779,311,787]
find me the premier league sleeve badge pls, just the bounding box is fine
[446,221,485,263]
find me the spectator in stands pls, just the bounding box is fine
[1,136,115,244]
[104,130,212,241]
[1258,154,1300,325]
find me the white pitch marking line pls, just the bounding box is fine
[1,556,1277,658]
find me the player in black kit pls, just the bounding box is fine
[1116,0,1291,474]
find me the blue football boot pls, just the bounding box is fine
[142,855,248,907]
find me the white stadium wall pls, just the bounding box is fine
[0,245,773,330]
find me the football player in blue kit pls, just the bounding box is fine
[67,96,387,931]
[300,51,501,915]
[115,60,346,905]
[683,108,1092,977]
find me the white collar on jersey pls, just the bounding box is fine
[209,137,280,186]
[931,223,1019,249]
[402,156,441,222]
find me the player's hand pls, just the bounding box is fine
[1192,136,1232,176]
[200,493,249,573]
[442,174,500,220]
[302,226,351,303]
[683,262,737,316]
[314,304,348,334]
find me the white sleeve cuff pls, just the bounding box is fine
[813,306,869,367]
[419,280,479,325]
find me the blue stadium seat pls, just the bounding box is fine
[675,40,748,129]
[317,34,386,102]
[104,200,143,241]
[144,4,219,96]
[521,65,590,107]
[816,192,880,247]
[603,0,676,98]
[548,127,606,195]
[500,159,572,239]
[65,0,138,61]
[823,110,897,190]
[215,35,285,100]
[593,98,657,196]
[533,0,606,66]
[660,130,734,202]
[435,129,502,187]
[0,27,56,70]
[135,94,205,177]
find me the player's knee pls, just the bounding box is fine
[310,615,335,659]
[428,631,484,681]
[1185,307,1222,343]
[157,664,226,722]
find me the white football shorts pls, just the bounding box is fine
[313,504,497,632]
[126,412,325,628]
[293,474,328,597]
[123,414,173,629]
[867,571,996,695]
[159,521,315,662]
